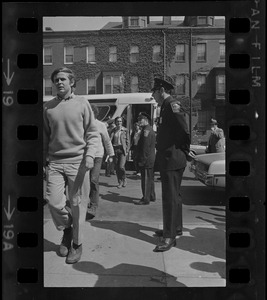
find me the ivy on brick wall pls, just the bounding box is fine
[64,29,192,92]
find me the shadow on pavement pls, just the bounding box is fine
[100,192,140,203]
[190,261,226,279]
[176,226,225,260]
[72,261,186,287]
[44,238,58,253]
[182,186,226,206]
[90,221,159,246]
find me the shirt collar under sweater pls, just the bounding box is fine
[56,93,75,101]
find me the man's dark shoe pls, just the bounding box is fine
[153,238,176,252]
[154,229,182,237]
[87,206,97,220]
[134,200,149,205]
[58,227,73,257]
[66,244,82,264]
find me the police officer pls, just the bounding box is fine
[134,112,156,205]
[151,78,195,252]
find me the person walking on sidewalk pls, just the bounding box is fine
[43,67,98,264]
[87,104,115,219]
[110,116,130,188]
[151,78,195,252]
[105,119,116,177]
[134,112,156,205]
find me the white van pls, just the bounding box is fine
[44,93,158,163]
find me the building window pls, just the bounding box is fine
[64,46,74,64]
[87,77,96,94]
[219,42,225,61]
[152,45,161,62]
[197,75,206,92]
[130,46,139,63]
[44,78,53,96]
[109,46,117,62]
[87,46,96,63]
[198,17,207,25]
[175,75,185,94]
[175,44,185,62]
[130,76,139,93]
[130,17,139,26]
[104,75,123,94]
[43,46,52,65]
[216,75,225,94]
[197,43,206,61]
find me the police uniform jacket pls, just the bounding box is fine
[136,124,156,168]
[207,128,225,153]
[156,96,190,171]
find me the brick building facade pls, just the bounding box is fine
[43,16,225,133]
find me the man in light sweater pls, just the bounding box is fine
[87,104,115,219]
[43,67,98,264]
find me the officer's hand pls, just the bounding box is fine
[84,156,94,170]
[108,156,113,163]
[187,150,196,161]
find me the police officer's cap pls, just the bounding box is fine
[138,112,151,121]
[151,78,174,92]
[210,118,218,125]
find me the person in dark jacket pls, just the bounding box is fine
[151,78,195,252]
[206,118,225,153]
[134,112,156,205]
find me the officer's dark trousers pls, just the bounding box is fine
[140,167,156,203]
[160,168,185,238]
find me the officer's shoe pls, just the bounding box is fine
[154,229,182,237]
[134,200,149,205]
[58,227,73,257]
[153,238,176,252]
[66,243,82,264]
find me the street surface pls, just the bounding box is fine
[44,163,226,287]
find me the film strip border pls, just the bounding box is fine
[2,2,265,299]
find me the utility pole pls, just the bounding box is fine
[162,30,166,80]
[188,28,193,143]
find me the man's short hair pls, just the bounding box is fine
[50,67,76,89]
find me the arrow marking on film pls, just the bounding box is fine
[4,195,15,221]
[3,59,15,86]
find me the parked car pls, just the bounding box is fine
[190,144,207,155]
[189,152,225,188]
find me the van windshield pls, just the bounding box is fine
[95,105,117,122]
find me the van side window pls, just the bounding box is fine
[95,105,117,122]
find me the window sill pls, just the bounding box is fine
[43,63,53,66]
[64,62,74,65]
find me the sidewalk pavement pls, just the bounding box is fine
[44,167,226,287]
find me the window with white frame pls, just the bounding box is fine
[219,42,225,61]
[87,46,96,63]
[130,76,139,93]
[64,46,74,64]
[175,75,185,94]
[109,46,117,62]
[130,17,139,26]
[130,46,139,63]
[197,74,206,92]
[216,75,225,94]
[152,45,161,62]
[104,75,123,94]
[196,43,206,61]
[44,78,53,96]
[175,44,185,62]
[43,46,53,65]
[87,76,96,94]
